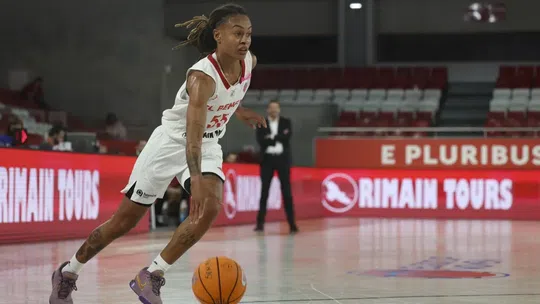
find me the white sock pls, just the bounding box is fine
[147,254,172,273]
[61,254,85,274]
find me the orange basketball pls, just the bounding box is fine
[192,256,247,304]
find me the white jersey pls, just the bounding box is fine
[161,51,253,142]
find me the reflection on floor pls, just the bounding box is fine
[1,218,540,303]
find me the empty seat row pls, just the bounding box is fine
[485,115,540,137]
[339,108,435,122]
[332,115,433,137]
[490,87,540,113]
[487,110,540,120]
[492,88,540,99]
[339,98,438,115]
[496,65,540,88]
[490,98,540,112]
[251,66,448,90]
[244,88,442,103]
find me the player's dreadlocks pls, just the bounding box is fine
[173,3,247,56]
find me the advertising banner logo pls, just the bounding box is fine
[321,173,358,213]
[223,169,238,219]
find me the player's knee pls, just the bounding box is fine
[202,199,221,220]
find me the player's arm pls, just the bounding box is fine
[185,71,215,180]
[234,104,267,128]
[234,106,250,118]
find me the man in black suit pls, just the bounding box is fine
[255,100,298,234]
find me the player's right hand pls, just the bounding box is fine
[190,176,205,224]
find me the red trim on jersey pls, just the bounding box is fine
[207,54,230,90]
[240,58,246,83]
[207,53,246,89]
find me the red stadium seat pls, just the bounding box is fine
[507,111,526,121]
[517,66,534,79]
[374,67,394,89]
[504,118,524,137]
[499,66,516,79]
[487,111,505,120]
[485,117,503,137]
[411,67,430,89]
[416,111,434,121]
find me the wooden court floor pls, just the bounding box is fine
[1,218,539,303]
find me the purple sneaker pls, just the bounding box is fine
[49,261,78,304]
[129,267,166,304]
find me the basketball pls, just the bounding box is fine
[192,256,247,304]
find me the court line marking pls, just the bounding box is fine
[309,283,343,304]
[241,293,540,303]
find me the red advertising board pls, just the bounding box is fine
[217,166,540,222]
[0,148,148,244]
[317,169,540,220]
[315,138,540,169]
[2,147,540,245]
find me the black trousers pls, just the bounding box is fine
[256,154,297,228]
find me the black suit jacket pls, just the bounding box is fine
[256,116,292,161]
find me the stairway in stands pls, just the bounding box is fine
[437,82,493,137]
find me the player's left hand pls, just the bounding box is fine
[236,107,267,129]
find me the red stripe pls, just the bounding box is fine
[207,54,230,90]
[207,53,246,89]
[240,58,246,83]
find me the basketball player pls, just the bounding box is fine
[49,4,265,304]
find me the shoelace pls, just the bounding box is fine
[58,278,78,299]
[150,274,166,296]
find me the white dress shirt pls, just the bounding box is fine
[265,117,283,155]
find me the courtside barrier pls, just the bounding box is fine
[0,148,148,244]
[218,165,540,223]
[2,146,540,244]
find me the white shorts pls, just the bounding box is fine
[120,125,225,205]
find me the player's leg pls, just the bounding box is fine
[49,126,179,304]
[130,174,223,304]
[129,142,225,304]
[49,196,152,304]
[163,173,222,260]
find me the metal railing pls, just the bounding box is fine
[317,127,540,138]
